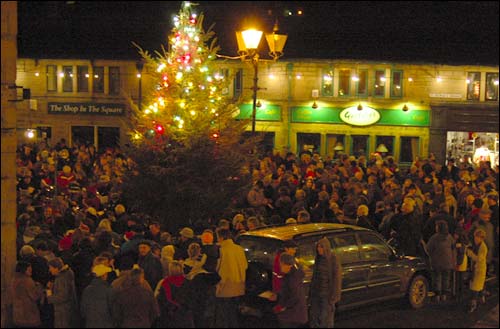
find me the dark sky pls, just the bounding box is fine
[17,1,499,65]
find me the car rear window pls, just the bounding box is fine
[237,236,282,268]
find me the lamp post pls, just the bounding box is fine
[233,22,287,135]
[136,59,144,112]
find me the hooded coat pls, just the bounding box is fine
[309,237,342,304]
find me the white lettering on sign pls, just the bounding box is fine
[429,93,462,98]
[340,106,380,126]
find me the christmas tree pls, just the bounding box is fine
[121,1,257,231]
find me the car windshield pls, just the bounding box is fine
[237,235,282,268]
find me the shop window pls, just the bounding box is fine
[297,133,321,155]
[71,126,94,147]
[356,70,368,97]
[351,135,369,158]
[374,70,385,97]
[322,68,334,96]
[400,136,419,163]
[338,69,351,96]
[62,66,73,92]
[327,134,345,159]
[109,66,120,95]
[214,68,229,95]
[375,136,394,157]
[98,127,121,153]
[466,72,481,101]
[77,66,89,92]
[93,67,104,93]
[485,72,499,101]
[233,69,243,99]
[47,65,57,92]
[391,70,403,98]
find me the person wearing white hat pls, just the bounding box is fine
[80,264,114,328]
[174,227,198,261]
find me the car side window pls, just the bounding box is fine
[296,237,318,282]
[329,233,361,265]
[358,232,393,261]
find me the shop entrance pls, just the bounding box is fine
[446,131,499,167]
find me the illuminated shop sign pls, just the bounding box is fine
[48,102,125,116]
[339,106,380,126]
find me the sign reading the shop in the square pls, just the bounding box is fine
[48,103,125,116]
[340,106,380,126]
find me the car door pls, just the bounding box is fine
[329,232,370,308]
[357,231,403,301]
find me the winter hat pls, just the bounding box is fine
[285,218,297,225]
[23,226,41,243]
[58,236,73,251]
[62,165,72,174]
[123,231,135,241]
[87,207,97,217]
[115,204,126,215]
[92,264,112,277]
[19,245,35,257]
[201,230,214,244]
[179,227,194,239]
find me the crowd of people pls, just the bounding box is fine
[10,139,499,328]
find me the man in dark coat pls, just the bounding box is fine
[137,240,163,290]
[80,264,114,328]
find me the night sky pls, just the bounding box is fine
[17,1,499,65]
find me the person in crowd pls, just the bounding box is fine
[453,226,469,302]
[246,216,263,231]
[46,257,79,328]
[309,237,342,328]
[425,221,456,303]
[94,253,119,284]
[18,244,50,287]
[466,228,488,313]
[297,209,311,224]
[71,237,96,300]
[355,204,377,231]
[215,228,248,328]
[144,221,162,244]
[116,224,145,271]
[11,261,44,328]
[160,244,175,277]
[390,201,423,257]
[199,231,218,273]
[272,240,299,294]
[112,267,159,328]
[269,253,308,328]
[137,239,163,291]
[154,261,194,328]
[174,227,198,261]
[469,208,495,271]
[80,264,114,328]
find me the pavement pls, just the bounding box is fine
[473,304,499,328]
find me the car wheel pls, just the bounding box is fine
[407,274,428,309]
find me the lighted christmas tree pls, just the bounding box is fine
[122,2,257,231]
[130,1,246,147]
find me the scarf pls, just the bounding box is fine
[161,275,185,306]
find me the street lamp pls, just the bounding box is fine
[136,59,145,112]
[234,21,287,135]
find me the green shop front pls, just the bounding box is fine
[289,104,430,164]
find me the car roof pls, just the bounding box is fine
[239,223,370,241]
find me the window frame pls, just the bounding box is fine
[485,72,499,101]
[373,70,386,98]
[77,65,89,92]
[62,65,73,92]
[390,70,403,98]
[338,69,351,97]
[109,66,120,95]
[466,72,481,101]
[321,67,334,97]
[356,69,368,97]
[93,66,104,93]
[46,65,57,92]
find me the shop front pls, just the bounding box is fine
[289,104,430,165]
[431,103,499,167]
